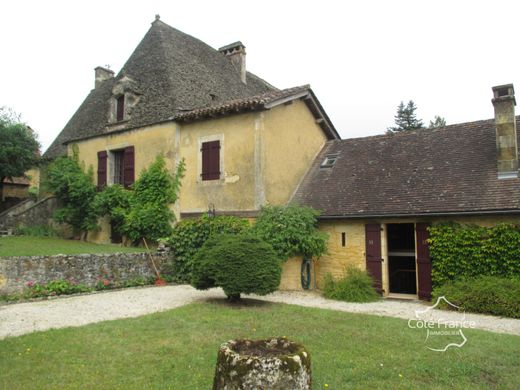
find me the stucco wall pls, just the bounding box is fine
[178,112,257,213]
[262,101,327,206]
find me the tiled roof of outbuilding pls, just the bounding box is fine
[294,118,520,217]
[44,19,276,159]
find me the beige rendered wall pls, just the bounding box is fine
[178,112,257,213]
[262,100,327,206]
[70,122,178,184]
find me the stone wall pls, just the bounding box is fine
[0,251,172,294]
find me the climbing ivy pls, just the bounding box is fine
[429,222,520,287]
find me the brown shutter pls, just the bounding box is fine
[416,223,432,300]
[97,151,107,189]
[123,146,135,188]
[365,224,383,294]
[201,140,220,180]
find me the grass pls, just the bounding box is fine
[0,301,519,389]
[0,236,146,257]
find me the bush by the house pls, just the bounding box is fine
[121,156,185,243]
[252,204,328,261]
[16,225,57,237]
[432,276,520,318]
[167,215,249,282]
[323,266,379,303]
[45,153,98,237]
[429,222,520,287]
[191,234,281,301]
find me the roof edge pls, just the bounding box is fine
[317,209,520,220]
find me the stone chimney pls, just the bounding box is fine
[94,66,115,88]
[219,42,246,84]
[492,84,518,179]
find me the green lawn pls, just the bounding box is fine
[0,301,518,389]
[0,236,146,257]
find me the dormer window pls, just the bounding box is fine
[116,95,125,121]
[321,154,338,168]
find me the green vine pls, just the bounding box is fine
[429,222,520,287]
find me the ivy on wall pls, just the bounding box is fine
[429,222,520,287]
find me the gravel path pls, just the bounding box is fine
[1,285,519,340]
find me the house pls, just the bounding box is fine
[292,84,520,299]
[43,16,519,299]
[43,16,339,247]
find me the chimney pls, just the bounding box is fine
[219,42,246,84]
[492,84,518,179]
[94,66,114,88]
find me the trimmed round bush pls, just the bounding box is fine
[191,234,281,300]
[432,276,520,318]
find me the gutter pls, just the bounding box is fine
[317,209,520,220]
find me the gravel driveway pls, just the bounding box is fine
[1,285,519,339]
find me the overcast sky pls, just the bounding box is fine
[1,0,519,152]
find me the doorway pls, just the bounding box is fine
[387,223,416,295]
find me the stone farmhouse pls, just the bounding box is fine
[43,17,520,300]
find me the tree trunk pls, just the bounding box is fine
[213,338,311,389]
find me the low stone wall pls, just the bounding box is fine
[0,251,172,295]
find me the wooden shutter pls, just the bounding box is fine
[123,146,135,188]
[97,151,107,189]
[201,140,220,180]
[365,224,383,294]
[416,223,432,300]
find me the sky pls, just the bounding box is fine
[1,0,519,153]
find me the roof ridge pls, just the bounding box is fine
[339,117,500,143]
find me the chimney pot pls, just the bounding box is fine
[492,83,518,179]
[219,41,246,84]
[94,66,114,89]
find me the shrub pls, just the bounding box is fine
[167,215,249,282]
[121,156,185,243]
[252,204,328,261]
[429,222,520,287]
[191,234,281,300]
[432,276,520,318]
[45,155,98,236]
[17,225,57,237]
[322,266,379,303]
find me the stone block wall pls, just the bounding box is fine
[0,251,172,295]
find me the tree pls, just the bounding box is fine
[387,100,424,133]
[429,115,447,129]
[0,107,40,200]
[45,155,98,238]
[191,234,281,301]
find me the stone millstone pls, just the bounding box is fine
[213,337,311,390]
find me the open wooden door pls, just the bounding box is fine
[416,223,432,300]
[365,224,383,294]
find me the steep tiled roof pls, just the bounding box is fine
[294,118,520,217]
[44,19,276,159]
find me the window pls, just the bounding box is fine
[97,146,134,189]
[341,232,346,247]
[321,154,338,168]
[112,150,124,185]
[116,95,125,122]
[201,140,220,180]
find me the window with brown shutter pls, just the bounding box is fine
[97,151,108,189]
[116,95,125,122]
[201,140,220,180]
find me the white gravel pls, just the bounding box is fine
[1,285,519,340]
